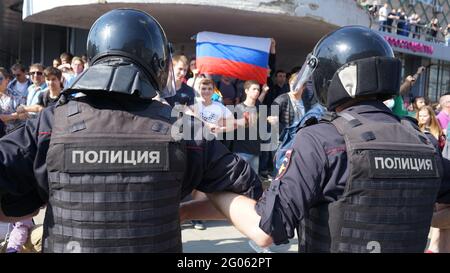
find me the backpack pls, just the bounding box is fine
[274,103,326,172]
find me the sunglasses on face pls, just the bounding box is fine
[30,71,43,76]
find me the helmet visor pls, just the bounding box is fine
[291,53,318,92]
[159,50,177,98]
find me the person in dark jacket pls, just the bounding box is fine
[268,73,313,134]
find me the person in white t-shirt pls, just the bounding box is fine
[378,3,389,32]
[187,77,237,230]
[192,78,235,134]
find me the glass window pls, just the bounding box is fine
[427,60,450,102]
[428,64,439,102]
[440,65,450,96]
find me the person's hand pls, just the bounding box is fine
[57,63,71,72]
[205,122,220,133]
[416,66,426,75]
[17,112,30,120]
[184,106,195,116]
[270,38,276,54]
[262,84,270,93]
[16,105,26,114]
[217,117,234,128]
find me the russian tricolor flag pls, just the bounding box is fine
[196,32,271,85]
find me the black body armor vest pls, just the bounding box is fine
[301,111,442,253]
[45,97,186,253]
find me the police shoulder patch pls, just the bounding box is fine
[276,149,293,180]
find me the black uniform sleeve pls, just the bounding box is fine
[0,117,45,216]
[255,129,327,244]
[182,139,263,200]
[179,116,262,200]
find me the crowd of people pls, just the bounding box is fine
[362,1,450,45]
[0,52,86,252]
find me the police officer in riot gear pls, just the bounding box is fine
[0,9,261,253]
[182,26,450,253]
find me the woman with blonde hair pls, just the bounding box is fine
[416,105,442,141]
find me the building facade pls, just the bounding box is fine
[361,0,450,101]
[3,0,369,71]
[2,0,450,101]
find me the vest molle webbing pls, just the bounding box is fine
[45,99,186,253]
[303,111,442,253]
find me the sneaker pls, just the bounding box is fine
[192,220,206,230]
[248,240,273,253]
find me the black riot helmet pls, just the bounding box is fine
[292,26,401,111]
[86,9,175,98]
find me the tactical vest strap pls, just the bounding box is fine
[67,100,80,117]
[320,111,338,122]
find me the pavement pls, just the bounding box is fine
[2,210,433,253]
[1,209,297,253]
[181,220,298,253]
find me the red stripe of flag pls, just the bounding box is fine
[197,56,268,85]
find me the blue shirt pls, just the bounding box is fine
[292,98,305,125]
[7,78,32,106]
[26,82,47,106]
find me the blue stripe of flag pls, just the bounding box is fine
[196,42,269,69]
